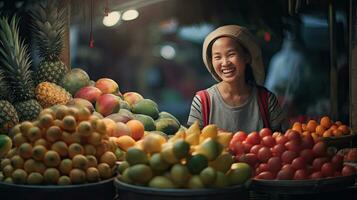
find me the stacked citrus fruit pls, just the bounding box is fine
[117,121,252,189]
[291,116,351,141]
[0,105,120,185]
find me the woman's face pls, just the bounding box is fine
[211,37,249,83]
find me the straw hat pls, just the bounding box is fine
[202,25,265,85]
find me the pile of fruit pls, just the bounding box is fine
[116,122,252,189]
[291,116,351,141]
[0,105,121,185]
[229,128,356,180]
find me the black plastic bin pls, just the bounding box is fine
[114,178,248,200]
[0,178,115,200]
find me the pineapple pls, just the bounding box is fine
[31,0,69,85]
[0,16,42,122]
[0,70,19,134]
[35,82,72,108]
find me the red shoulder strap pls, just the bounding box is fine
[196,90,210,126]
[257,86,270,129]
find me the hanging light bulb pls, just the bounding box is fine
[122,9,139,21]
[103,11,121,27]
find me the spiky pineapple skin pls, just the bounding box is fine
[35,81,72,108]
[36,60,69,85]
[0,100,19,134]
[14,100,42,122]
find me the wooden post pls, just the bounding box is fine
[59,0,71,69]
[350,0,357,132]
[329,0,338,120]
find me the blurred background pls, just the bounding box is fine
[0,0,351,126]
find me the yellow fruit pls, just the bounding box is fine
[77,121,93,137]
[43,168,60,184]
[160,145,179,164]
[185,132,200,146]
[88,132,102,146]
[20,121,33,136]
[213,171,229,188]
[70,169,86,184]
[72,154,89,170]
[34,139,49,148]
[167,130,185,143]
[27,126,42,142]
[18,142,32,159]
[84,144,97,156]
[8,124,21,139]
[54,105,69,120]
[86,155,98,168]
[95,143,107,158]
[38,113,54,128]
[209,152,234,173]
[62,115,77,132]
[13,133,27,147]
[3,165,14,177]
[227,162,252,185]
[142,134,163,154]
[24,159,36,173]
[44,150,61,167]
[27,172,43,185]
[186,121,201,136]
[0,158,11,170]
[126,148,148,165]
[59,159,73,175]
[86,167,100,182]
[195,138,222,161]
[116,136,136,151]
[200,124,218,141]
[216,131,233,148]
[32,160,46,174]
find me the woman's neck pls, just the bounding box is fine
[218,80,251,97]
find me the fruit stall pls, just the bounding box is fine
[0,0,357,200]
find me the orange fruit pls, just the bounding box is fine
[32,145,47,161]
[322,130,333,137]
[320,116,332,129]
[72,154,89,170]
[292,122,302,133]
[332,129,343,137]
[46,126,62,143]
[77,121,93,137]
[27,126,42,142]
[100,151,117,167]
[43,168,60,184]
[18,143,33,159]
[338,125,350,135]
[68,143,84,158]
[86,167,100,182]
[95,143,108,158]
[115,135,136,151]
[301,123,307,131]
[306,120,318,132]
[69,169,86,184]
[51,141,69,157]
[32,160,46,174]
[62,115,77,132]
[59,159,73,175]
[13,133,27,147]
[87,132,102,146]
[11,155,24,169]
[20,121,33,136]
[44,150,61,167]
[335,121,343,126]
[86,155,98,168]
[330,125,338,130]
[84,144,97,156]
[38,113,54,129]
[126,120,145,141]
[315,125,326,136]
[34,139,49,148]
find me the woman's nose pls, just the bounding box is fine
[221,57,230,66]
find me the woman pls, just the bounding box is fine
[187,25,284,133]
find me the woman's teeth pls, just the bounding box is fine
[222,68,235,74]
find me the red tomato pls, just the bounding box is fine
[242,141,253,153]
[233,131,247,142]
[293,169,308,180]
[250,144,263,154]
[310,171,323,179]
[272,131,282,138]
[285,140,301,153]
[257,147,272,163]
[321,162,335,177]
[282,163,292,170]
[272,144,286,157]
[267,157,282,173]
[258,163,269,172]
[246,132,261,145]
[233,142,246,155]
[312,157,329,171]
[341,165,356,176]
[300,149,314,164]
[334,171,342,177]
[281,151,298,164]
[238,153,259,168]
[301,135,314,149]
[276,167,295,180]
[259,128,272,137]
[261,136,276,148]
[331,155,343,171]
[291,157,306,170]
[256,171,275,180]
[286,130,301,141]
[312,142,327,157]
[346,149,357,162]
[276,135,289,145]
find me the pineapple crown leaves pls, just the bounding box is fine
[0,16,35,101]
[30,0,66,60]
[0,69,9,100]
